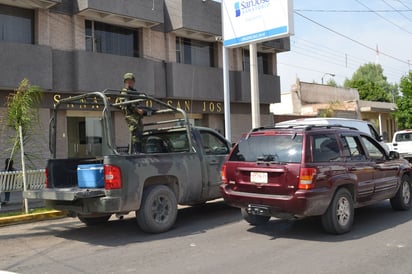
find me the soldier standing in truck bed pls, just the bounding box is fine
[120,72,144,153]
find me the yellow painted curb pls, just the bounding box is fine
[0,210,67,226]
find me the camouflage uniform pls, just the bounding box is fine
[120,73,144,153]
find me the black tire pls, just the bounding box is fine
[78,214,111,225]
[390,175,412,210]
[136,185,178,233]
[241,208,270,225]
[321,188,354,234]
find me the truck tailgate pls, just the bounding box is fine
[24,188,105,201]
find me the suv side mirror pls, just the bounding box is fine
[389,151,400,160]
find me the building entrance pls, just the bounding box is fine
[67,116,103,158]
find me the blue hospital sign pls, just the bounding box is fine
[222,0,294,48]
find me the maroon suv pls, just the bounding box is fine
[220,125,412,234]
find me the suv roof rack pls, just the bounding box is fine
[246,123,358,139]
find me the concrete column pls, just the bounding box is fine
[249,43,260,128]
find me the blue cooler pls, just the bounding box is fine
[77,164,104,188]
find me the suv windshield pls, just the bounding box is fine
[229,134,303,163]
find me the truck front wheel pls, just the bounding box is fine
[136,185,178,233]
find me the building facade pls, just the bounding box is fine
[271,80,396,142]
[0,0,289,167]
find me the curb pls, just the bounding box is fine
[0,210,67,227]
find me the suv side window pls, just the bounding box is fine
[340,135,366,161]
[360,135,385,160]
[312,134,340,162]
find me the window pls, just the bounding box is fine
[367,124,381,140]
[242,49,271,74]
[340,135,366,161]
[200,131,230,155]
[395,132,412,142]
[361,135,385,160]
[85,20,140,57]
[176,37,216,67]
[0,4,34,44]
[230,134,303,162]
[311,134,341,162]
[141,131,190,153]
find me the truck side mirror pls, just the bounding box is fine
[389,151,400,160]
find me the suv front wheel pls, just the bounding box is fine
[321,188,354,234]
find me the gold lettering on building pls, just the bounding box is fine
[52,94,223,113]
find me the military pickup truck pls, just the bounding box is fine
[24,90,231,233]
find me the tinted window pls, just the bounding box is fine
[176,37,216,67]
[243,49,271,74]
[141,131,190,153]
[230,134,303,163]
[311,134,341,162]
[0,4,33,44]
[361,135,385,160]
[367,124,381,140]
[200,131,229,155]
[85,20,140,57]
[340,135,367,161]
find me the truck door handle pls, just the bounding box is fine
[209,160,219,165]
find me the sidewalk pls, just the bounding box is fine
[0,191,66,226]
[0,191,44,213]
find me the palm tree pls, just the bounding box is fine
[6,78,43,167]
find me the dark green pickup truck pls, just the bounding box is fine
[24,91,230,233]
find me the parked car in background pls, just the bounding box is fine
[220,124,412,234]
[276,117,389,152]
[387,129,412,163]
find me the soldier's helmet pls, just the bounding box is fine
[123,72,135,81]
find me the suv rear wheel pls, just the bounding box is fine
[321,188,354,234]
[241,209,270,225]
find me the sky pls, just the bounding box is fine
[276,0,412,92]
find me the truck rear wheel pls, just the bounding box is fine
[78,214,111,225]
[136,185,178,233]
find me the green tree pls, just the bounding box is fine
[393,71,412,129]
[344,63,394,102]
[326,78,338,87]
[6,79,43,165]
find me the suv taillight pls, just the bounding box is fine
[221,164,228,184]
[104,164,122,189]
[45,168,49,188]
[298,167,317,190]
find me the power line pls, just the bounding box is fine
[381,0,412,23]
[354,0,412,36]
[295,8,412,12]
[294,11,410,66]
[396,0,412,10]
[293,37,407,76]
